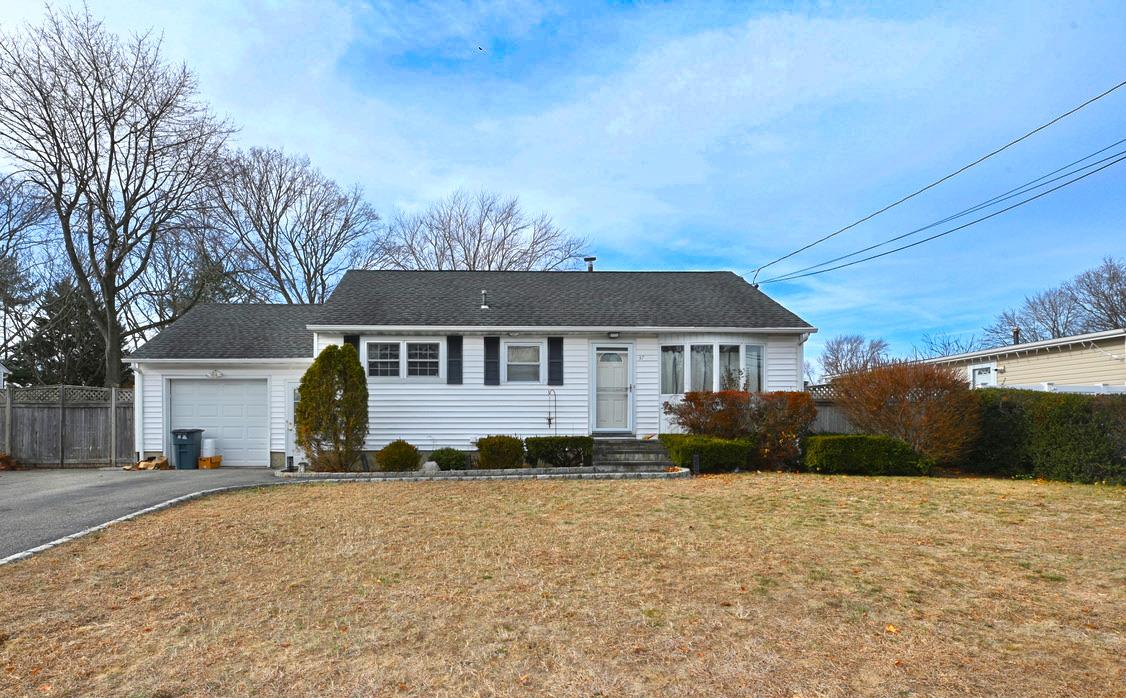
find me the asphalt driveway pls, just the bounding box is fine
[0,468,279,559]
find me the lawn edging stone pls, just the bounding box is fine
[275,465,690,481]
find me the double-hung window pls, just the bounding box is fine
[506,343,542,383]
[366,340,442,379]
[367,342,400,377]
[406,342,440,376]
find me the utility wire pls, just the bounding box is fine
[759,151,1126,284]
[749,79,1126,283]
[761,138,1126,283]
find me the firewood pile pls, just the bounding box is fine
[123,455,170,471]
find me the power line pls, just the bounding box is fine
[760,138,1126,283]
[749,79,1126,282]
[759,150,1126,284]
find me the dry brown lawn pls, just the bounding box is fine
[0,474,1123,697]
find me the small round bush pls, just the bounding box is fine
[430,447,467,471]
[474,435,525,469]
[376,440,420,472]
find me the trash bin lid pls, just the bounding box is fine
[171,428,205,435]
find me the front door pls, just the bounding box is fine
[286,380,308,468]
[594,346,631,431]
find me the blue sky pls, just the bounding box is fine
[5,1,1126,362]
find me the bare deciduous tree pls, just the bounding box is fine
[983,286,1088,346]
[0,9,232,385]
[1071,256,1126,331]
[914,332,986,359]
[818,334,889,379]
[0,174,52,356]
[981,257,1126,347]
[208,147,382,303]
[378,190,586,271]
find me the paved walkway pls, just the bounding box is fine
[0,468,277,558]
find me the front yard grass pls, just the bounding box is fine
[1,474,1123,697]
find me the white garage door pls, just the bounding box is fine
[170,379,269,467]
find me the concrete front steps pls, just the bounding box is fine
[593,437,674,470]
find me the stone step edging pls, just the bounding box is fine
[275,466,689,481]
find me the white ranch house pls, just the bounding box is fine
[128,270,815,467]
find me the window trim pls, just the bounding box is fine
[502,339,546,384]
[366,341,402,378]
[967,361,997,389]
[363,338,446,382]
[660,340,769,393]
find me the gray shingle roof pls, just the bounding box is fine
[129,271,812,360]
[128,304,320,360]
[317,270,812,329]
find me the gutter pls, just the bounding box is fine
[305,324,819,334]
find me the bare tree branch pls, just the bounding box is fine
[818,334,889,379]
[378,190,586,271]
[0,8,233,385]
[207,147,382,304]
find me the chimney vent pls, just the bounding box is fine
[1011,326,1021,345]
[583,256,597,272]
[480,289,489,309]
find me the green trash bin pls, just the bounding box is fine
[171,428,205,470]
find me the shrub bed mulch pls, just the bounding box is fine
[0,475,1122,697]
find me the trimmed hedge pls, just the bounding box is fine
[961,389,1126,484]
[429,447,468,471]
[525,436,594,467]
[659,434,754,473]
[475,435,525,469]
[376,439,420,472]
[803,435,929,476]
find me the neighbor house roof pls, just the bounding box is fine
[312,270,814,330]
[923,328,1126,364]
[128,304,321,360]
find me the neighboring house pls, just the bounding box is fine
[0,362,8,389]
[128,270,815,467]
[924,328,1126,391]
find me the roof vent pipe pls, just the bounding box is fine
[1011,326,1021,345]
[584,256,597,272]
[480,289,489,309]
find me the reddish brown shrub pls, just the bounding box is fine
[0,453,19,471]
[663,390,755,440]
[754,391,818,469]
[663,390,817,469]
[832,361,979,464]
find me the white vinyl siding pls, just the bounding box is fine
[135,331,809,455]
[135,362,309,459]
[765,334,803,391]
[364,335,590,450]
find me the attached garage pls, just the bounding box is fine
[169,379,269,467]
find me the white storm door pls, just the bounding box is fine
[594,347,631,431]
[286,380,308,467]
[169,379,268,466]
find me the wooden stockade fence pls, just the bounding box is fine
[0,385,134,468]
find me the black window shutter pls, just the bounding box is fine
[343,335,360,352]
[484,336,500,385]
[547,337,564,385]
[446,335,463,385]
